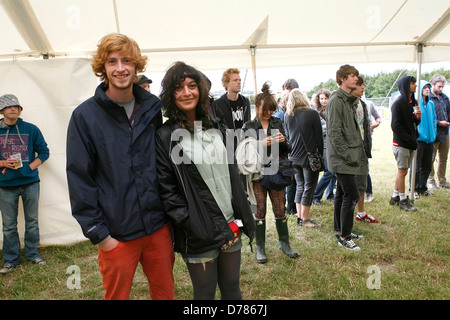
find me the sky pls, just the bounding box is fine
[146,61,450,97]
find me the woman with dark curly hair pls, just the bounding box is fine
[156,61,255,300]
[241,82,298,264]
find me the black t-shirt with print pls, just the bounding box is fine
[229,98,245,129]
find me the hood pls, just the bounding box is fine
[0,117,23,130]
[0,117,26,148]
[396,75,417,106]
[419,80,431,107]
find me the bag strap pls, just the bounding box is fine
[298,120,316,154]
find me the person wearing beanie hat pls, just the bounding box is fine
[0,94,49,274]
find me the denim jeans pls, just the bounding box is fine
[333,174,359,239]
[366,173,373,194]
[313,148,336,201]
[0,182,41,266]
[414,141,434,193]
[314,170,336,201]
[285,179,297,214]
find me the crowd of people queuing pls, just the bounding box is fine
[1,33,449,300]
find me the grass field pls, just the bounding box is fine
[0,121,449,300]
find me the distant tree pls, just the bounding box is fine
[307,68,450,99]
[307,79,338,99]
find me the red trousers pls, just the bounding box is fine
[97,223,175,300]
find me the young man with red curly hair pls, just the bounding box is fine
[66,33,174,300]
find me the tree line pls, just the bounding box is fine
[306,68,450,100]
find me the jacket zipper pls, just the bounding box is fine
[170,142,190,254]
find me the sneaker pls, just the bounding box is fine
[338,238,360,251]
[364,194,374,203]
[399,197,417,211]
[440,182,450,189]
[356,213,380,223]
[389,196,400,205]
[428,183,438,190]
[414,191,420,199]
[0,264,18,274]
[420,190,433,197]
[350,233,364,240]
[337,233,364,240]
[31,258,46,265]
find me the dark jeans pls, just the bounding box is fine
[285,179,297,214]
[414,141,434,193]
[366,174,372,194]
[333,173,359,239]
[313,171,336,201]
[313,148,336,201]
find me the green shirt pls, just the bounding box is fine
[179,126,234,223]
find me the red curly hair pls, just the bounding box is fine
[91,33,148,85]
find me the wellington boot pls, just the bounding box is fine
[275,217,299,259]
[255,219,268,264]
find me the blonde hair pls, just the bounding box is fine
[91,33,148,85]
[221,68,240,90]
[286,89,310,116]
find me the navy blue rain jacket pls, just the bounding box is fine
[66,83,168,245]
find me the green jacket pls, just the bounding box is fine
[326,88,368,175]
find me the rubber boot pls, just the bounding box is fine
[275,217,299,259]
[255,219,268,264]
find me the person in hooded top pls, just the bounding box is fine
[0,94,49,274]
[413,80,437,198]
[389,75,422,211]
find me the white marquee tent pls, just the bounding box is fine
[0,0,449,246]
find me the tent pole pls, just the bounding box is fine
[410,43,423,202]
[250,45,258,97]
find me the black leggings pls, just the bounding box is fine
[186,250,242,300]
[334,173,359,238]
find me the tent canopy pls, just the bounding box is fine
[1,0,450,72]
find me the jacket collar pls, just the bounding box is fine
[337,87,358,104]
[94,82,162,120]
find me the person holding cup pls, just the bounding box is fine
[0,94,50,274]
[389,76,422,211]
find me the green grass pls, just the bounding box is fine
[1,121,449,300]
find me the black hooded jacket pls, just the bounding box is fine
[156,117,255,254]
[391,76,421,150]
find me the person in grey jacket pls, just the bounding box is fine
[326,65,368,251]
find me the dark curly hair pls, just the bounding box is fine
[160,61,212,131]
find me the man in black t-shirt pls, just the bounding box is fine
[212,68,250,132]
